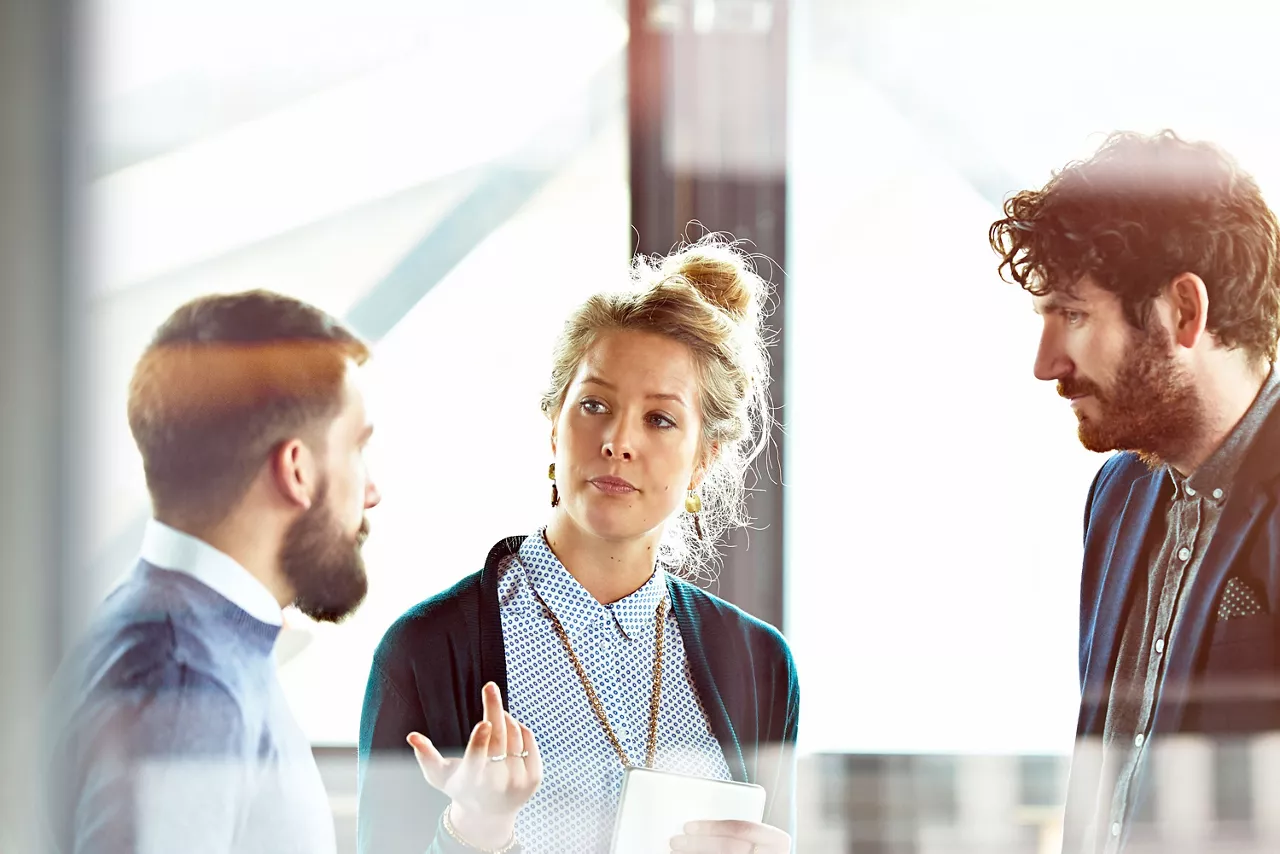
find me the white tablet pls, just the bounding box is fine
[610,767,767,854]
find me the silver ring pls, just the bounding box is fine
[488,754,508,762]
[511,750,530,759]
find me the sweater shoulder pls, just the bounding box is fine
[80,573,270,701]
[667,576,793,666]
[52,623,255,761]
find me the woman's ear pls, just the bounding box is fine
[691,442,720,490]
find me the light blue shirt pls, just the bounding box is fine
[499,530,731,853]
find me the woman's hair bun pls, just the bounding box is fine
[661,237,762,322]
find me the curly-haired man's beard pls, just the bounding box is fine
[1059,326,1206,469]
[279,479,369,623]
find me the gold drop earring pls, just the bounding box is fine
[686,489,702,540]
[549,463,559,507]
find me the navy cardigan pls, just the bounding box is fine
[357,536,799,854]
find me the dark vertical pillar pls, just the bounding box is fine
[628,0,788,629]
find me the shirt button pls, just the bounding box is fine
[1185,485,1197,497]
[1111,822,1122,838]
[1154,638,1166,654]
[1134,733,1146,748]
[1178,547,1192,561]
[1213,488,1225,500]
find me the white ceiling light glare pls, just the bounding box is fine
[87,0,627,296]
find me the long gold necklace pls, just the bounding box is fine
[519,556,666,768]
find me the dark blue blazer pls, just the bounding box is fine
[1078,408,1280,742]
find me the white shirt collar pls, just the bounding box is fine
[140,519,284,626]
[515,528,669,640]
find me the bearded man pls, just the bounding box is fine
[42,290,382,854]
[990,130,1280,854]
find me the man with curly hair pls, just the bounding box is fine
[990,131,1280,853]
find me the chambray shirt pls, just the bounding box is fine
[1092,366,1280,852]
[498,530,731,854]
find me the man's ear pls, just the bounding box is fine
[268,438,317,510]
[1167,272,1209,350]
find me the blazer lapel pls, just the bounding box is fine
[1080,470,1166,732]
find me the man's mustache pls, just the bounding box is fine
[1058,378,1105,402]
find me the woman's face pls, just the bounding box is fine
[552,329,708,545]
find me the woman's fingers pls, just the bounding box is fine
[504,711,523,758]
[669,837,753,854]
[518,719,543,784]
[481,682,507,758]
[406,732,450,791]
[684,821,779,843]
[428,687,542,822]
[459,719,494,780]
[674,821,791,854]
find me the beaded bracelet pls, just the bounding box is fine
[441,805,520,854]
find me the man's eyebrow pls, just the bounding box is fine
[1032,294,1083,315]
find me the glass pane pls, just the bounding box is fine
[786,0,1280,757]
[83,0,630,745]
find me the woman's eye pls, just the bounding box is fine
[1064,310,1084,325]
[581,398,607,414]
[648,413,676,429]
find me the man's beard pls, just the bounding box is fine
[1058,326,1206,468]
[279,480,369,623]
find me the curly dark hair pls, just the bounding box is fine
[989,130,1280,364]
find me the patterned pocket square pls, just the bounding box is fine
[1217,577,1267,621]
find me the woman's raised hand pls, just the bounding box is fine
[407,682,542,849]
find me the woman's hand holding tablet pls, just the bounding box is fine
[610,767,791,854]
[671,820,792,854]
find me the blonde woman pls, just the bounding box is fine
[358,237,798,854]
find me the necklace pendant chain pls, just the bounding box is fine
[519,557,666,769]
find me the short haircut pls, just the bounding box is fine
[127,290,370,526]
